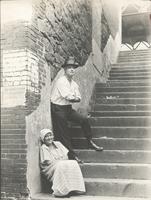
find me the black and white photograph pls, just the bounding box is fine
[1,0,151,199]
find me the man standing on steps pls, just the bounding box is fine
[51,56,103,164]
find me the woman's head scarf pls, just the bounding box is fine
[40,129,53,142]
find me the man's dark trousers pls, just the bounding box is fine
[51,103,92,158]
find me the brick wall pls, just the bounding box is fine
[1,107,28,200]
[1,2,30,198]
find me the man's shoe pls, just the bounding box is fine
[88,140,103,151]
[74,156,84,164]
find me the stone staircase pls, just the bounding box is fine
[33,49,151,200]
[71,49,151,199]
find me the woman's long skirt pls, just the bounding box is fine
[43,160,85,196]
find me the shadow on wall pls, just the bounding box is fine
[101,8,111,52]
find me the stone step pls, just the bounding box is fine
[1,117,25,124]
[94,104,151,111]
[90,111,151,116]
[1,138,26,145]
[119,49,151,55]
[96,81,151,87]
[119,55,151,60]
[72,138,151,150]
[118,59,151,63]
[32,193,150,200]
[1,143,27,150]
[110,72,151,77]
[95,86,151,93]
[1,129,26,135]
[119,48,151,56]
[119,52,151,57]
[118,53,151,58]
[1,106,26,114]
[95,98,151,104]
[70,127,151,138]
[75,150,151,163]
[109,76,151,80]
[81,163,151,179]
[110,68,151,73]
[89,116,151,127]
[1,124,25,129]
[118,57,151,62]
[112,61,151,67]
[1,116,25,124]
[1,134,26,143]
[1,133,26,140]
[112,65,151,71]
[96,92,151,98]
[1,146,27,154]
[85,178,151,198]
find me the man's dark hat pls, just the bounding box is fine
[62,56,79,68]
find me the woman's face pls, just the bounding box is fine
[44,132,54,146]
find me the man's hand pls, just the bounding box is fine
[43,160,52,165]
[69,97,81,103]
[66,95,81,103]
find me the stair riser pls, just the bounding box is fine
[1,124,26,129]
[111,69,151,74]
[1,147,27,154]
[90,111,151,117]
[118,58,151,62]
[119,55,151,59]
[85,181,151,197]
[1,134,26,140]
[112,62,151,66]
[96,93,151,98]
[1,108,26,115]
[1,138,26,145]
[112,66,151,71]
[97,81,151,87]
[119,53,151,57]
[1,118,25,124]
[76,150,151,164]
[72,138,151,150]
[81,165,151,179]
[119,50,151,55]
[1,114,25,119]
[110,73,151,77]
[1,129,26,135]
[118,54,151,59]
[94,104,151,111]
[109,77,151,80]
[96,98,151,104]
[96,87,151,93]
[70,127,151,138]
[90,117,151,127]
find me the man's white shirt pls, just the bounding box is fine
[51,75,81,105]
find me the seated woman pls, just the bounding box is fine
[40,128,86,197]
